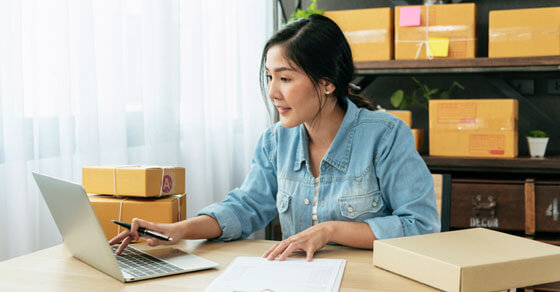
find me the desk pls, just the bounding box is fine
[0,239,439,291]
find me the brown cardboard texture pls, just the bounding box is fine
[412,129,424,153]
[394,3,476,60]
[324,8,393,61]
[489,7,560,58]
[373,228,560,292]
[88,194,186,241]
[429,99,518,158]
[83,166,185,197]
[387,110,412,127]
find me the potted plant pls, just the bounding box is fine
[527,130,549,158]
[390,77,464,109]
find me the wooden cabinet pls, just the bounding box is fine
[424,156,560,244]
[450,179,525,231]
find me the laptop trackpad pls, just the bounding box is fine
[145,247,218,270]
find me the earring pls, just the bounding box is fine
[325,90,330,95]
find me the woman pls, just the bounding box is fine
[110,14,440,261]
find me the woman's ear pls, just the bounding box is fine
[320,79,336,95]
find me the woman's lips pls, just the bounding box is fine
[276,106,291,115]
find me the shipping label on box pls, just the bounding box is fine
[324,8,393,61]
[373,228,560,292]
[83,165,186,197]
[394,3,476,60]
[88,193,186,240]
[489,7,560,58]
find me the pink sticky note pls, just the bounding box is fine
[399,6,421,27]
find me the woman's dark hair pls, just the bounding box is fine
[259,14,375,120]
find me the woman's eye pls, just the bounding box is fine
[280,77,291,82]
[266,75,272,83]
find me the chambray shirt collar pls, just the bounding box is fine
[294,98,359,173]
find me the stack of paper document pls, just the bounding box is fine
[205,256,346,292]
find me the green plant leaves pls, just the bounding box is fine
[390,90,404,108]
[288,0,325,22]
[528,130,548,138]
[390,77,465,109]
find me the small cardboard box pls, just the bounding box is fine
[394,3,476,60]
[489,7,560,58]
[83,166,185,197]
[429,99,518,158]
[373,228,560,292]
[88,193,186,240]
[387,110,412,127]
[324,8,393,61]
[412,129,424,153]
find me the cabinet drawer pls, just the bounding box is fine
[450,179,525,231]
[536,183,560,233]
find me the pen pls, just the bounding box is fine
[111,220,173,241]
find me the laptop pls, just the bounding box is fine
[32,172,219,282]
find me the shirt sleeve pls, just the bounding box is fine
[197,128,278,241]
[365,119,441,239]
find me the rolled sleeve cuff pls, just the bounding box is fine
[197,203,242,241]
[366,215,404,240]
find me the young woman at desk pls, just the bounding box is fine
[110,14,440,261]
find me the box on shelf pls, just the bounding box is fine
[394,3,476,60]
[489,7,560,58]
[324,8,393,61]
[88,193,186,240]
[412,129,424,153]
[83,166,185,197]
[429,99,518,158]
[373,228,560,292]
[387,110,412,127]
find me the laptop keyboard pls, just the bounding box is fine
[111,245,183,278]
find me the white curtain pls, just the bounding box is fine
[0,0,271,261]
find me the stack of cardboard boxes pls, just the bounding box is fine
[82,166,186,241]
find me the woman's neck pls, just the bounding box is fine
[304,101,346,150]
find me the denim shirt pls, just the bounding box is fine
[198,99,440,241]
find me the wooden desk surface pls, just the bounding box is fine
[0,239,438,291]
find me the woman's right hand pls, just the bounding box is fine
[108,218,182,255]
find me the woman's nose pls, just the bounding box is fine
[268,80,280,101]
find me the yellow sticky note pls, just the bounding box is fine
[428,37,450,57]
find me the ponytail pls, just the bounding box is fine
[347,89,375,111]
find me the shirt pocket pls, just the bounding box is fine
[338,191,383,220]
[277,191,292,214]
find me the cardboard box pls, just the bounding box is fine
[83,166,185,197]
[429,99,518,158]
[412,129,424,153]
[489,7,560,58]
[394,3,476,60]
[324,8,393,61]
[373,228,560,292]
[387,110,412,127]
[88,193,186,240]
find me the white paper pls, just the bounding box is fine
[205,256,346,292]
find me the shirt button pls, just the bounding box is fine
[304,199,310,205]
[372,201,377,207]
[347,205,354,213]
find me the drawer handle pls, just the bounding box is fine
[472,195,497,218]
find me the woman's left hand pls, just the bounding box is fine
[262,222,332,262]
